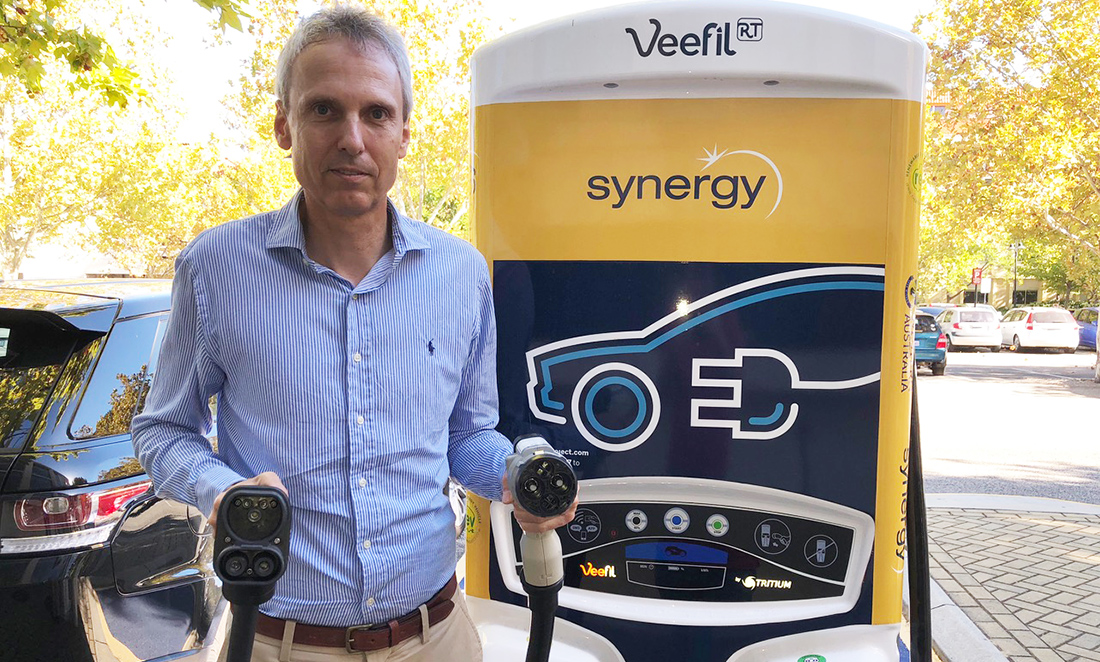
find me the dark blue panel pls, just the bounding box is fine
[494,261,884,516]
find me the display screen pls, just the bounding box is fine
[625,541,728,565]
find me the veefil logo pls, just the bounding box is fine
[587,146,784,217]
[626,18,742,57]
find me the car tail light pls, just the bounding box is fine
[1,480,151,555]
[953,323,961,330]
[16,481,150,531]
[936,334,947,349]
[1026,313,1034,331]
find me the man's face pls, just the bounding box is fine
[274,38,409,225]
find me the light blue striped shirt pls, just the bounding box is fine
[132,191,512,626]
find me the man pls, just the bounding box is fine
[132,7,575,661]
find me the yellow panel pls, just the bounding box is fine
[870,99,924,624]
[474,98,895,264]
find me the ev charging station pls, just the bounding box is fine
[464,2,927,660]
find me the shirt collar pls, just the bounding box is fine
[265,190,431,258]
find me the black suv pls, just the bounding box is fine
[0,281,223,662]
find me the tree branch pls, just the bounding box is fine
[1077,154,1100,201]
[1041,210,1100,258]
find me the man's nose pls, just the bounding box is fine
[336,116,366,154]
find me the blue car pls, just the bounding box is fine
[1073,307,1098,350]
[914,312,947,375]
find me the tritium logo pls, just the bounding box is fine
[625,19,741,57]
[586,146,784,217]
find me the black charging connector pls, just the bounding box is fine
[214,485,291,662]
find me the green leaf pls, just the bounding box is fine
[219,8,243,32]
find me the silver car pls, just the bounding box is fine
[936,307,1001,351]
[1000,306,1079,353]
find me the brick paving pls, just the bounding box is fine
[927,507,1100,662]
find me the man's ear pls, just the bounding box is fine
[274,101,292,151]
[397,120,410,159]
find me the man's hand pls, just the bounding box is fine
[501,475,579,534]
[209,471,288,530]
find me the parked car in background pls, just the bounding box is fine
[935,307,1001,352]
[918,303,957,318]
[914,313,947,375]
[1073,307,1098,350]
[1000,306,1080,353]
[971,303,1002,320]
[0,281,223,662]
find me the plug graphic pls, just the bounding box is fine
[690,348,879,440]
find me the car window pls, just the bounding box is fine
[0,313,100,451]
[959,310,996,323]
[915,315,938,333]
[1032,310,1075,324]
[1006,310,1021,322]
[70,314,168,440]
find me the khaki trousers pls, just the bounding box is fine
[217,593,483,662]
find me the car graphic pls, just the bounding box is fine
[524,266,884,451]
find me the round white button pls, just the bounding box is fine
[706,514,729,537]
[363,540,371,550]
[664,507,690,533]
[366,597,375,607]
[353,352,362,363]
[352,294,359,300]
[625,509,648,533]
[356,415,364,425]
[358,477,367,488]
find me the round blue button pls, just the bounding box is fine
[672,516,682,525]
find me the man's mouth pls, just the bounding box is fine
[331,167,370,177]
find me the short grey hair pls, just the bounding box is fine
[276,5,414,121]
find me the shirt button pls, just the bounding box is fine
[352,294,358,301]
[363,540,371,550]
[356,415,364,425]
[358,477,367,488]
[367,597,375,607]
[353,352,362,363]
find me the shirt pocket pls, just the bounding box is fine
[379,317,449,436]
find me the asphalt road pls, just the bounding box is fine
[916,347,1100,505]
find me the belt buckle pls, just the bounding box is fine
[345,624,375,653]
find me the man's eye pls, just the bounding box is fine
[370,108,388,120]
[314,104,331,116]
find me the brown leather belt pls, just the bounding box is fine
[255,574,458,653]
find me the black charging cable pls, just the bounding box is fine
[907,377,933,662]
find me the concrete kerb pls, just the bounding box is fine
[904,570,1009,662]
[905,493,1100,662]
